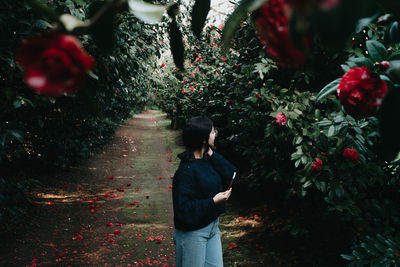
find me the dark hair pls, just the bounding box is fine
[178,116,213,162]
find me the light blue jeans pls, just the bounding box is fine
[174,218,223,267]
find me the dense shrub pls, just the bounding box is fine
[155,12,400,265]
[0,0,163,229]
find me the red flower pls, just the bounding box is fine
[379,61,391,70]
[343,148,358,162]
[275,113,287,126]
[227,242,239,250]
[254,0,307,67]
[73,234,83,240]
[161,63,165,67]
[17,33,94,97]
[337,67,388,118]
[312,158,323,172]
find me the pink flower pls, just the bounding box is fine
[312,158,323,172]
[343,148,358,162]
[337,67,388,118]
[275,113,287,126]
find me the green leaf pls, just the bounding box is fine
[24,0,59,22]
[88,71,99,80]
[366,40,387,62]
[295,136,303,145]
[13,100,22,109]
[10,131,24,142]
[387,60,400,84]
[32,19,49,30]
[128,0,167,24]
[168,20,184,70]
[318,120,332,127]
[317,78,341,101]
[347,57,373,69]
[0,134,7,147]
[327,125,335,137]
[87,1,117,54]
[191,0,210,38]
[388,21,400,43]
[377,84,400,160]
[355,13,380,33]
[221,0,265,54]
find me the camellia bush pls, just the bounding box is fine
[154,0,400,265]
[2,0,400,264]
[0,0,164,229]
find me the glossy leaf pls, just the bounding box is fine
[387,60,400,83]
[168,20,184,70]
[377,85,400,161]
[388,21,400,42]
[191,0,210,38]
[87,1,116,54]
[317,78,341,101]
[366,40,387,62]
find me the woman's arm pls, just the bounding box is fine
[173,164,218,227]
[207,149,237,184]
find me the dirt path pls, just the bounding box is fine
[0,110,176,266]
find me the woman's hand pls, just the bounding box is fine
[207,147,213,157]
[213,188,232,204]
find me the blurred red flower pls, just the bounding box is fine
[227,242,239,250]
[337,67,388,118]
[254,0,307,67]
[17,33,94,97]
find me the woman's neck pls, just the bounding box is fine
[193,147,207,159]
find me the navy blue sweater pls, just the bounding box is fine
[172,151,237,231]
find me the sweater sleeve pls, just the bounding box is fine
[173,164,217,228]
[209,152,238,185]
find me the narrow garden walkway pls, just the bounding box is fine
[0,110,176,266]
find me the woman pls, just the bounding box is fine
[172,116,237,267]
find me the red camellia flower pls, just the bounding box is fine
[275,113,287,126]
[312,158,323,172]
[254,0,307,67]
[227,242,239,250]
[17,32,94,97]
[337,67,388,118]
[343,148,358,162]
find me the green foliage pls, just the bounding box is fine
[156,11,400,266]
[0,0,163,226]
[342,234,400,266]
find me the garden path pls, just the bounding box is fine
[0,110,176,266]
